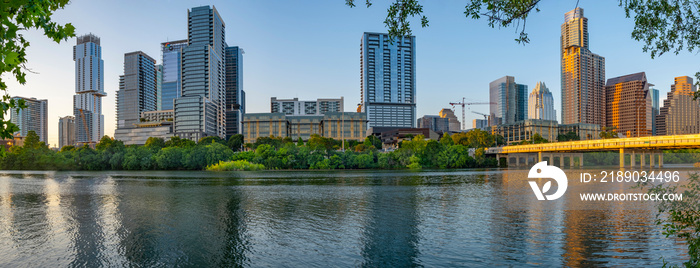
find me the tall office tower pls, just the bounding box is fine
[156,64,163,111]
[651,88,660,135]
[360,32,416,128]
[174,6,226,141]
[439,108,461,131]
[10,96,48,142]
[225,46,244,138]
[561,8,605,126]
[73,34,106,145]
[116,51,157,130]
[528,82,556,121]
[605,72,652,137]
[58,116,76,148]
[656,76,700,135]
[489,76,527,126]
[161,39,187,110]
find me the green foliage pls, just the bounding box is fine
[206,160,265,171]
[599,126,619,139]
[346,0,428,40]
[452,129,494,148]
[227,134,244,151]
[0,0,75,138]
[165,136,195,148]
[557,131,580,142]
[365,135,382,150]
[144,137,166,151]
[639,173,700,267]
[198,136,225,145]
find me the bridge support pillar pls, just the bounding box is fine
[650,153,655,168]
[538,152,542,162]
[659,153,663,168]
[631,151,636,168]
[619,148,625,168]
[549,154,554,164]
[570,155,574,167]
[579,154,584,167]
[641,153,646,168]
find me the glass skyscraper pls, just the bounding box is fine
[174,6,227,141]
[561,8,606,126]
[225,45,244,138]
[116,51,157,130]
[489,76,527,126]
[360,32,416,128]
[161,39,187,111]
[73,34,106,145]
[651,87,660,135]
[528,82,556,121]
[10,96,48,142]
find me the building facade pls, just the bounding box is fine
[116,51,157,130]
[651,88,660,135]
[491,119,558,145]
[558,123,601,140]
[242,112,367,143]
[161,39,187,110]
[10,97,48,142]
[73,34,106,145]
[174,6,226,141]
[656,76,700,135]
[473,119,488,130]
[528,81,556,121]
[271,97,343,116]
[561,8,606,126]
[489,76,527,126]
[417,115,450,133]
[360,32,416,128]
[604,72,652,137]
[439,108,461,131]
[225,46,244,138]
[58,116,75,148]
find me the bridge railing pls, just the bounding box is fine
[486,134,700,154]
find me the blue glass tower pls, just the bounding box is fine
[160,39,187,111]
[225,46,244,138]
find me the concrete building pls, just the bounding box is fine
[58,116,75,149]
[271,97,344,116]
[174,6,226,141]
[439,108,461,131]
[360,32,416,128]
[656,76,700,135]
[116,51,157,130]
[490,76,527,126]
[114,110,174,145]
[605,72,652,137]
[490,119,558,145]
[73,34,106,145]
[651,88,660,135]
[417,115,450,133]
[473,119,489,130]
[528,82,556,121]
[10,97,48,142]
[561,8,605,126]
[225,46,245,138]
[160,39,187,110]
[242,112,367,143]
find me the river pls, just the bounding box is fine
[0,169,690,267]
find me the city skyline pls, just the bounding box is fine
[3,0,700,147]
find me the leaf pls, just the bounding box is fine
[4,52,19,66]
[542,181,551,193]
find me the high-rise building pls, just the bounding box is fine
[73,34,106,145]
[271,97,344,116]
[528,82,556,121]
[360,32,416,128]
[58,116,75,149]
[604,72,652,137]
[473,119,489,130]
[225,46,244,138]
[561,8,605,126]
[160,39,187,110]
[156,64,163,111]
[10,97,48,142]
[651,87,660,135]
[656,76,700,135]
[439,108,461,131]
[489,76,527,126]
[116,51,157,130]
[417,115,450,133]
[174,6,227,141]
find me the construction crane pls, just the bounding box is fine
[472,111,490,128]
[449,98,494,130]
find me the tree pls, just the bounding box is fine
[599,126,619,139]
[365,135,382,150]
[198,136,224,145]
[296,137,304,146]
[166,136,195,148]
[0,0,75,138]
[227,134,244,151]
[557,131,580,142]
[144,137,166,151]
[349,0,700,95]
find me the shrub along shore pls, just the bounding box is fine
[0,130,500,171]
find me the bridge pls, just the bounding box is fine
[486,134,700,168]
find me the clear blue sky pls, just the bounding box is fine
[5,0,699,147]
